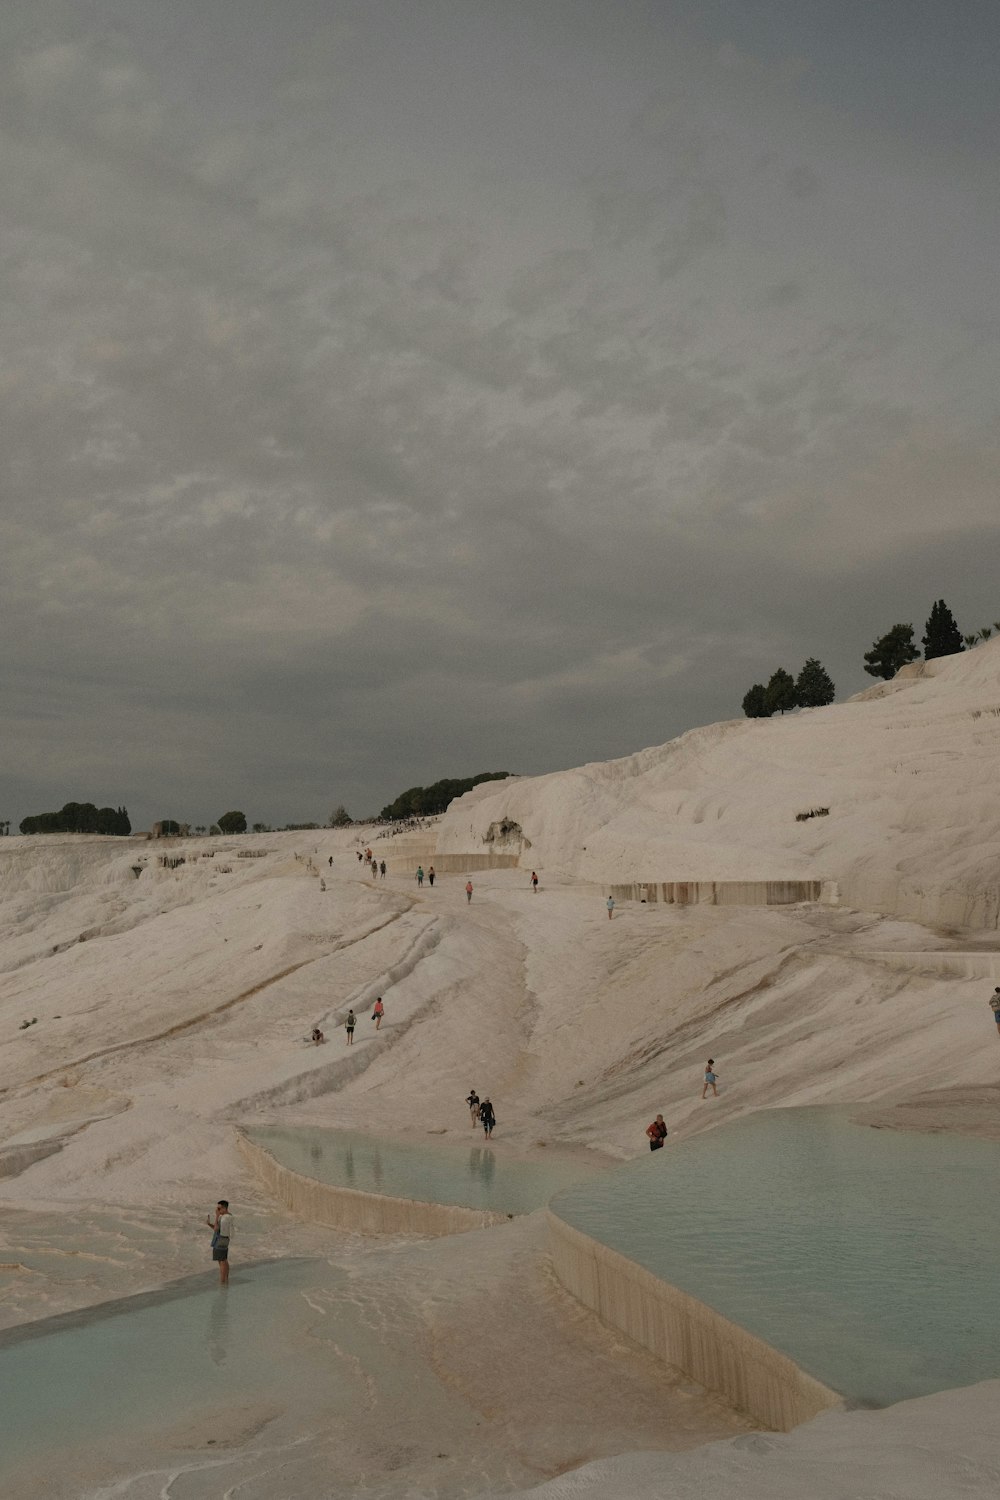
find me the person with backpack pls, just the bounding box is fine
[416,866,424,887]
[480,1097,496,1138]
[345,1009,356,1044]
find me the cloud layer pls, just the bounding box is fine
[3,2,999,827]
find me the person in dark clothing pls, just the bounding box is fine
[480,1098,496,1138]
[646,1114,667,1151]
[466,1089,480,1125]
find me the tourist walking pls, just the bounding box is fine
[428,865,435,886]
[345,1009,356,1044]
[645,1114,668,1151]
[465,880,474,903]
[206,1200,233,1285]
[530,871,538,893]
[380,860,386,879]
[990,988,1000,1036]
[480,1097,496,1138]
[416,866,424,887]
[702,1060,719,1098]
[606,895,615,920]
[466,1089,481,1125]
[372,996,384,1030]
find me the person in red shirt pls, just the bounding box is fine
[645,1114,667,1151]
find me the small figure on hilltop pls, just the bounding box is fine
[328,856,333,868]
[428,865,435,886]
[372,996,384,1030]
[466,1089,481,1125]
[480,1097,496,1138]
[646,1114,668,1151]
[606,895,615,920]
[206,1200,233,1285]
[991,988,1000,1037]
[702,1060,719,1098]
[465,880,474,903]
[345,1009,356,1045]
[530,871,539,893]
[416,866,424,887]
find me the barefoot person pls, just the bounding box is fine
[206,1200,233,1285]
[480,1097,496,1138]
[372,996,384,1030]
[345,1009,356,1044]
[702,1059,719,1098]
[645,1114,667,1151]
[990,987,1000,1037]
[530,871,538,892]
[606,895,615,920]
[466,1089,481,1126]
[465,880,474,903]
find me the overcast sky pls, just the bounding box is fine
[3,1,999,830]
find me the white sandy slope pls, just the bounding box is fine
[0,644,998,1498]
[436,642,1000,929]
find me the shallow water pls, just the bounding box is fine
[246,1124,598,1213]
[550,1108,1000,1406]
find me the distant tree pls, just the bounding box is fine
[209,824,221,836]
[863,623,919,680]
[157,819,181,836]
[217,810,247,835]
[978,626,993,641]
[765,668,797,716]
[742,683,771,718]
[963,634,979,648]
[795,658,835,708]
[194,825,207,836]
[328,805,353,828]
[251,822,271,834]
[20,801,131,835]
[379,772,509,821]
[922,599,963,661]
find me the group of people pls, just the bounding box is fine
[646,1059,720,1151]
[357,848,387,878]
[466,1089,496,1138]
[414,866,475,902]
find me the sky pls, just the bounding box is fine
[2,1,999,830]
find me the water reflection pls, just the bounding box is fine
[469,1148,496,1186]
[207,1288,231,1368]
[342,1146,355,1185]
[371,1146,383,1187]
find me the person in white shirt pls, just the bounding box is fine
[206,1199,233,1285]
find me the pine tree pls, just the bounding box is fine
[765,668,797,715]
[922,599,963,661]
[742,683,771,718]
[863,623,919,680]
[795,658,835,708]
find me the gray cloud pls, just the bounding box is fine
[2,2,999,828]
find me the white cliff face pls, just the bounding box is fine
[435,640,1000,927]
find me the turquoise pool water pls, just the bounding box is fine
[550,1108,1000,1407]
[246,1125,599,1213]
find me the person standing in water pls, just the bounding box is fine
[466,1089,480,1125]
[702,1060,719,1098]
[345,1009,356,1044]
[465,880,473,903]
[606,895,615,920]
[206,1200,233,1285]
[372,997,384,1030]
[480,1097,496,1138]
[645,1115,668,1151]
